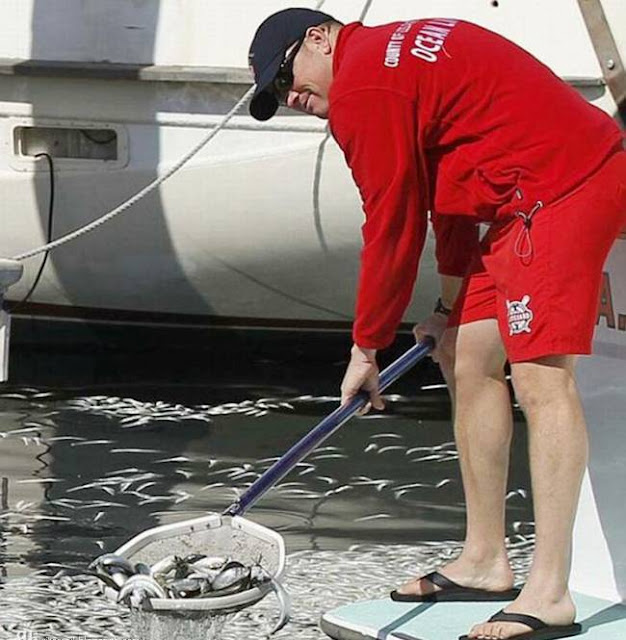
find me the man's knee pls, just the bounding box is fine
[450,322,507,386]
[511,355,578,413]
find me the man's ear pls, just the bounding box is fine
[305,25,332,53]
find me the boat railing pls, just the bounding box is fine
[0,56,606,92]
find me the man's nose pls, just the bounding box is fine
[286,90,300,109]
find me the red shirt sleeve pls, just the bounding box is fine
[330,88,428,350]
[430,211,480,276]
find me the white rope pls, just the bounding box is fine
[358,0,374,23]
[13,0,374,263]
[12,85,256,261]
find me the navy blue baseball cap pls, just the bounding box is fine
[248,8,335,121]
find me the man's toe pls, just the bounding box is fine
[469,622,500,639]
[395,576,437,596]
[468,621,533,639]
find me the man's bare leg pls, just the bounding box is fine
[467,355,587,639]
[395,318,516,596]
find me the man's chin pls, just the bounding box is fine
[311,105,329,119]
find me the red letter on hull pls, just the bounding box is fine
[597,272,616,329]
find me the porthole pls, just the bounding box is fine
[15,126,118,161]
[8,119,128,172]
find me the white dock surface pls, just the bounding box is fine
[321,592,626,640]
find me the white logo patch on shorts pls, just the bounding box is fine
[506,295,533,335]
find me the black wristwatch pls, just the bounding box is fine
[434,297,452,316]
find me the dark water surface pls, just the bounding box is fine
[0,330,534,638]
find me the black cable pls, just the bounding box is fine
[12,152,55,312]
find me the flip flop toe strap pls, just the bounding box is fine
[424,571,463,590]
[488,610,548,631]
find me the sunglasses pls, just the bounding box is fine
[273,38,304,104]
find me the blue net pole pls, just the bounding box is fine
[224,337,435,517]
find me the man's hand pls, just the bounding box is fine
[413,313,449,363]
[340,344,385,414]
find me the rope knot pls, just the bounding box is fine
[514,200,543,260]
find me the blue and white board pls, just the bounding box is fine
[320,593,626,640]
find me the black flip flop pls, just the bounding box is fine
[458,609,583,640]
[390,571,521,603]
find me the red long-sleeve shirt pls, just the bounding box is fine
[329,19,623,349]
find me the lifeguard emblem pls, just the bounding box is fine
[506,295,533,335]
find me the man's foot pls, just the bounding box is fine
[462,590,578,639]
[392,555,515,599]
[390,570,520,602]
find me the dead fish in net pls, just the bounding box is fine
[117,574,167,607]
[134,562,151,575]
[210,561,291,634]
[92,550,290,630]
[190,555,230,571]
[147,558,270,598]
[167,577,210,598]
[88,554,135,590]
[150,554,228,584]
[181,553,207,564]
[202,560,291,633]
[148,554,183,581]
[206,560,256,596]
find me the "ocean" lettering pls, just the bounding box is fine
[410,19,458,64]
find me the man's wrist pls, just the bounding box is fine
[438,274,463,314]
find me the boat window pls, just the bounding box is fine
[14,126,118,161]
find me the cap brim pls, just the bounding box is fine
[250,89,279,121]
[249,49,284,121]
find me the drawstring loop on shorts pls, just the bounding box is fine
[513,192,544,259]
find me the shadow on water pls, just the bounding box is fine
[0,330,535,636]
[2,330,532,559]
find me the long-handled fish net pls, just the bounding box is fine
[94,340,433,638]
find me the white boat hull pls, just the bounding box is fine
[0,0,622,329]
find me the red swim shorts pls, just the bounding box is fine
[448,149,626,363]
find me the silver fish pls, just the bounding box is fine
[187,569,220,583]
[167,577,207,598]
[266,575,292,636]
[209,561,251,595]
[117,574,167,607]
[370,432,404,440]
[181,553,206,564]
[70,440,115,447]
[355,513,393,522]
[155,456,192,463]
[190,556,228,571]
[134,563,151,576]
[377,445,406,454]
[89,554,135,589]
[149,555,180,579]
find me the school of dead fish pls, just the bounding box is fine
[0,386,534,638]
